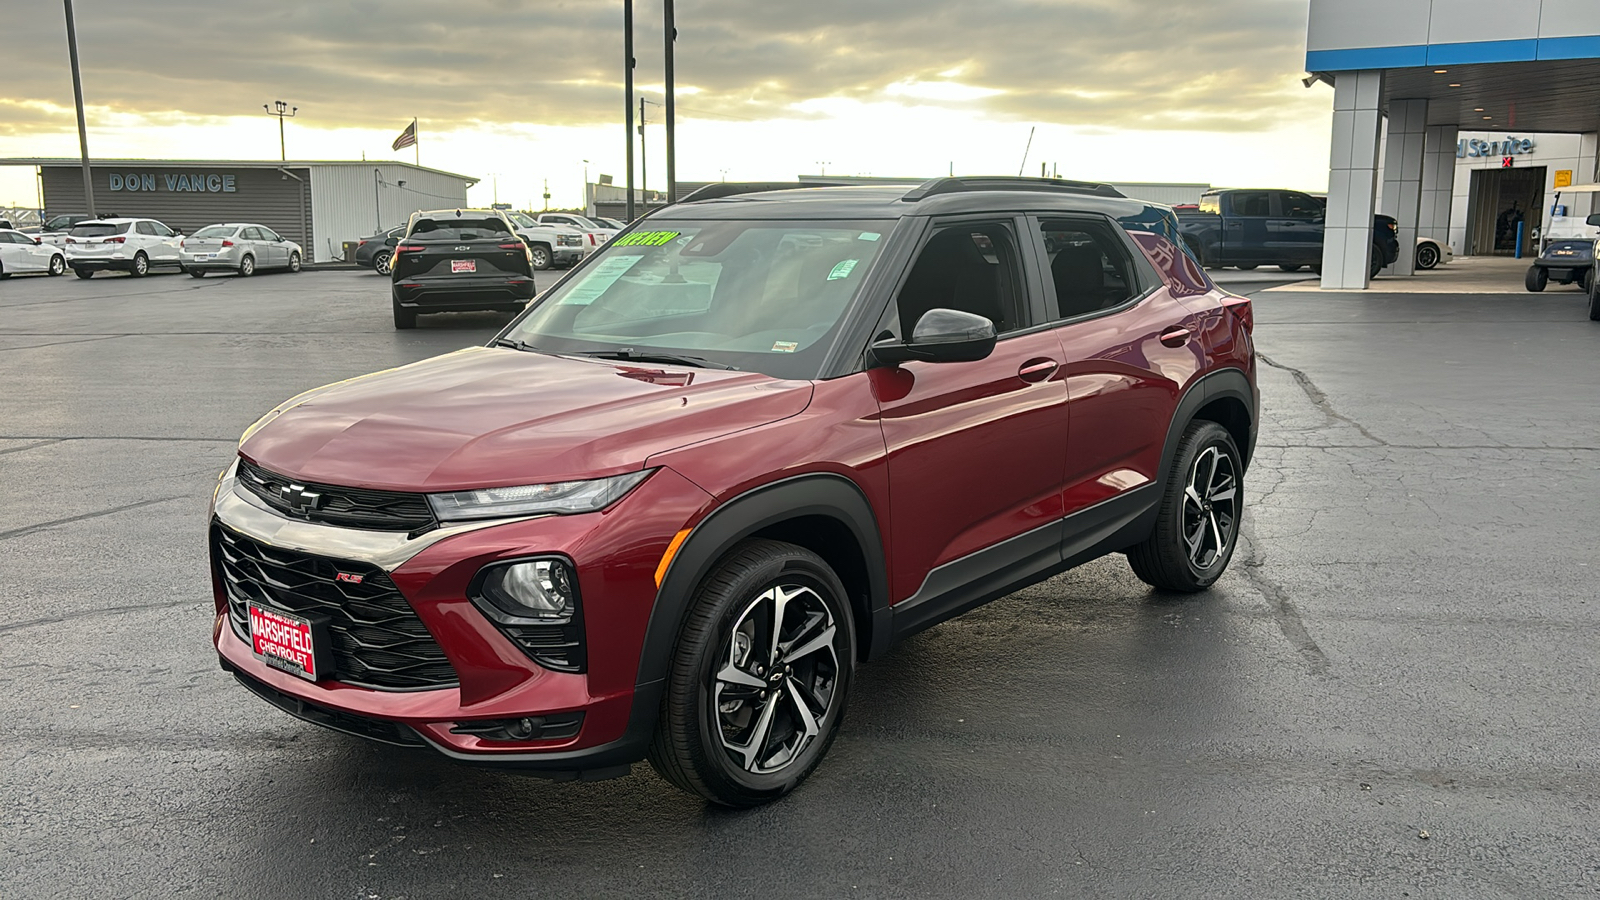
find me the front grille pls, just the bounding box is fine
[235,458,437,533]
[213,523,459,691]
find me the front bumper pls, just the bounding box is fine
[554,247,584,265]
[210,462,714,775]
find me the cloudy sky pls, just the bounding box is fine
[0,0,1331,211]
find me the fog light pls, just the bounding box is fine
[481,560,574,622]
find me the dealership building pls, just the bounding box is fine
[1,158,478,264]
[1306,0,1600,287]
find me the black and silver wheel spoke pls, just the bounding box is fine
[714,582,839,775]
[1182,445,1239,569]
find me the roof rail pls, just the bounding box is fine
[900,176,1125,202]
[676,182,813,204]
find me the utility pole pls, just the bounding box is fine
[542,178,551,211]
[62,0,94,217]
[264,100,298,161]
[640,98,660,207]
[664,0,677,203]
[624,0,635,221]
[582,159,590,214]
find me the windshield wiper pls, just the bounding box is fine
[491,337,538,352]
[576,349,738,370]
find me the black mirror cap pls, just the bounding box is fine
[1586,213,1600,227]
[870,308,998,366]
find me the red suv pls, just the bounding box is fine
[211,178,1257,807]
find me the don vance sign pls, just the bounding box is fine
[107,172,239,193]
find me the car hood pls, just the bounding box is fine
[240,346,814,491]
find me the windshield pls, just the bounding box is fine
[192,225,235,239]
[592,217,624,229]
[507,212,538,229]
[503,219,892,379]
[70,222,128,237]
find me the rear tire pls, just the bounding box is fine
[1525,266,1547,292]
[373,250,393,276]
[188,268,206,278]
[647,539,854,808]
[1589,281,1600,320]
[1278,264,1302,273]
[1235,263,1258,271]
[1581,268,1593,294]
[392,301,417,330]
[130,252,149,277]
[238,254,255,277]
[73,267,93,279]
[1369,249,1383,280]
[1416,242,1440,270]
[1128,420,1243,593]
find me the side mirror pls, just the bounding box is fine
[1586,213,1600,227]
[870,308,998,366]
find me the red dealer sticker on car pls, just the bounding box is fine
[248,602,327,681]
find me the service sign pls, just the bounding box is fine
[248,602,330,681]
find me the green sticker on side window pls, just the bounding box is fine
[828,259,859,281]
[612,230,681,247]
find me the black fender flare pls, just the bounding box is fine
[1158,367,1257,487]
[636,473,891,691]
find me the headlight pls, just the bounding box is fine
[477,559,576,622]
[427,470,651,521]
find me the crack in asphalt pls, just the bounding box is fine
[1235,529,1331,675]
[0,439,65,456]
[0,497,180,544]
[0,334,132,353]
[1256,353,1388,446]
[0,435,236,443]
[0,598,208,636]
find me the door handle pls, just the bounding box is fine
[1018,358,1059,383]
[1159,327,1191,348]
[1227,222,1243,227]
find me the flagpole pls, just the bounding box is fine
[414,118,419,166]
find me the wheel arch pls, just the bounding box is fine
[1159,368,1257,487]
[640,473,891,692]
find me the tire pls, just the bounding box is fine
[1589,281,1600,321]
[1525,266,1547,293]
[1416,242,1440,270]
[373,250,392,276]
[1278,264,1302,273]
[48,255,65,276]
[188,268,206,278]
[1369,249,1384,280]
[392,301,417,330]
[0,262,7,279]
[1581,268,1593,295]
[288,251,301,273]
[130,252,149,277]
[1127,420,1243,593]
[529,244,553,271]
[238,254,255,277]
[73,267,93,279]
[647,539,855,808]
[1310,264,1323,275]
[1235,263,1259,270]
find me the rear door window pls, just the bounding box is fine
[1280,191,1323,219]
[135,222,159,236]
[1230,192,1271,217]
[410,217,512,241]
[1038,217,1144,320]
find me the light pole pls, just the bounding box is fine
[815,161,831,176]
[372,167,382,231]
[664,0,677,203]
[62,0,94,217]
[624,0,635,221]
[582,159,590,214]
[264,100,297,161]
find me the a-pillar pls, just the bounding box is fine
[1380,99,1429,275]
[1322,70,1385,289]
[1417,124,1458,255]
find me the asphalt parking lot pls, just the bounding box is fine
[3,266,1599,898]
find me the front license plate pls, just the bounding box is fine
[451,259,477,273]
[248,602,330,681]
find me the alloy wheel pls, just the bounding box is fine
[713,582,841,775]
[374,251,392,275]
[49,255,65,276]
[1181,445,1238,571]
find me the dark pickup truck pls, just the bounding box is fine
[1177,189,1399,277]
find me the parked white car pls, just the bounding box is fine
[504,212,585,270]
[536,212,617,256]
[0,228,67,277]
[1416,236,1453,270]
[64,218,185,278]
[182,223,303,277]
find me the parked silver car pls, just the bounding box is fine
[182,223,303,277]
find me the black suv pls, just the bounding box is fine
[391,209,537,329]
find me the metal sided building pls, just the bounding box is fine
[3,159,478,264]
[1305,0,1600,288]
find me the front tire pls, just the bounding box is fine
[1525,266,1547,292]
[1128,421,1243,593]
[648,539,855,808]
[1369,248,1384,280]
[1416,242,1440,270]
[288,251,301,273]
[1235,263,1258,271]
[48,255,65,276]
[130,252,149,277]
[529,244,553,270]
[238,254,255,277]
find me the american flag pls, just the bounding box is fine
[391,120,417,151]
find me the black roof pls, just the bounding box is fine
[663,177,1160,221]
